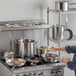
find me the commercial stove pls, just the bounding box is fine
[0,58,65,76]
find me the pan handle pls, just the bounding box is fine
[64,29,73,40]
[11,65,16,72]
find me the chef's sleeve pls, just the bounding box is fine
[65,46,76,54]
[67,61,76,70]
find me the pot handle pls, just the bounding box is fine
[64,29,73,40]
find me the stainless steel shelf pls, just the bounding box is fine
[49,35,76,44]
[0,25,52,31]
[49,8,76,13]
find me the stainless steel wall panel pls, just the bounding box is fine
[0,29,47,51]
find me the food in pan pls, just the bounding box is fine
[10,60,24,65]
[27,59,39,63]
[6,58,26,66]
[37,46,48,50]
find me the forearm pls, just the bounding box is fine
[56,47,66,51]
[58,46,76,53]
[51,47,66,51]
[51,46,76,53]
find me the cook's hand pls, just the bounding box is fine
[60,57,71,63]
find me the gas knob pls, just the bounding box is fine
[33,73,36,75]
[33,73,37,76]
[41,72,44,75]
[23,74,27,76]
[38,72,43,75]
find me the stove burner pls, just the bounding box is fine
[0,55,60,69]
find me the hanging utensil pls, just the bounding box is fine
[52,25,73,40]
[63,13,73,40]
[55,1,69,12]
